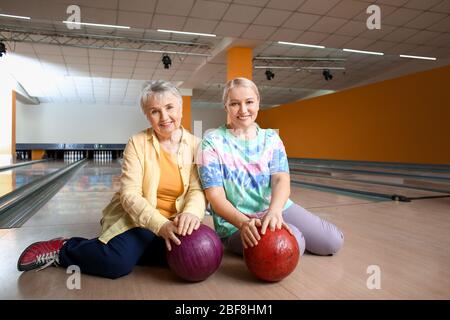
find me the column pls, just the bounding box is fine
[226,47,253,81]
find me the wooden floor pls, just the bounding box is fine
[0,161,449,299]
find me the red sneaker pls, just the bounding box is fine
[17,238,67,272]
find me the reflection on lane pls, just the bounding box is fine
[0,161,71,198]
[59,161,122,193]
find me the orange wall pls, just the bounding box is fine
[257,64,450,165]
[182,96,191,131]
[227,47,253,80]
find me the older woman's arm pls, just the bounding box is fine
[171,137,206,236]
[181,164,206,220]
[175,163,207,236]
[120,136,169,235]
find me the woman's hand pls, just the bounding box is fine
[159,221,181,251]
[261,209,293,236]
[174,212,201,236]
[239,218,262,249]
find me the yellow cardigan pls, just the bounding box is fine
[98,127,206,244]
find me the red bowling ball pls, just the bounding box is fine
[244,227,299,282]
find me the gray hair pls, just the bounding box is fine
[140,80,183,114]
[222,77,260,105]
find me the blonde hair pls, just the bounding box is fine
[222,77,260,105]
[140,80,182,115]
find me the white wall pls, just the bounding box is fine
[0,65,15,162]
[17,102,241,144]
[16,102,149,144]
[191,106,226,137]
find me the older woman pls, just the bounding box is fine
[17,80,206,279]
[198,77,343,257]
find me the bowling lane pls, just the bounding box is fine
[291,173,449,200]
[58,160,122,193]
[20,159,122,228]
[290,161,450,193]
[290,162,450,180]
[0,161,69,198]
[289,184,379,208]
[0,160,122,299]
[0,157,29,167]
[306,170,450,193]
[0,159,35,169]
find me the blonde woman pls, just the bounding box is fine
[198,77,343,257]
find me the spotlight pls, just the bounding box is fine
[0,42,6,57]
[162,54,172,69]
[265,69,275,80]
[322,69,333,81]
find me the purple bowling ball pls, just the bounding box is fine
[166,224,223,282]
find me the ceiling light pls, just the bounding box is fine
[343,48,384,56]
[0,13,31,20]
[299,67,345,70]
[254,66,295,69]
[0,41,6,57]
[278,41,325,49]
[157,29,216,37]
[265,69,275,81]
[322,69,333,81]
[162,54,172,69]
[62,21,130,29]
[399,54,436,61]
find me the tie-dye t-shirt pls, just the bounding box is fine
[198,124,293,238]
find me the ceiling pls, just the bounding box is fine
[1,0,449,108]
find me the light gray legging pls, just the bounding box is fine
[222,203,344,256]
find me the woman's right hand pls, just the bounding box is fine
[159,221,181,251]
[239,218,262,249]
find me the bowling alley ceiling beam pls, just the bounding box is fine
[14,81,40,105]
[181,37,238,89]
[0,25,212,57]
[253,56,346,69]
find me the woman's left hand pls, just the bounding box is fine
[261,209,293,235]
[174,212,201,236]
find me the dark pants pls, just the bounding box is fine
[59,228,167,279]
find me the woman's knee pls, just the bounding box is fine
[286,224,305,256]
[98,255,135,279]
[316,229,344,256]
